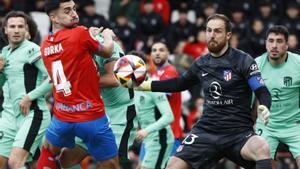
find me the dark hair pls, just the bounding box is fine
[266,25,289,42]
[128,50,148,63]
[44,0,72,14]
[25,15,38,41]
[82,0,95,7]
[206,14,232,32]
[1,11,37,42]
[151,41,170,51]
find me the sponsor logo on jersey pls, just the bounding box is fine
[207,99,233,105]
[44,43,63,56]
[223,70,232,81]
[55,100,93,112]
[209,81,222,99]
[271,88,281,100]
[207,81,234,105]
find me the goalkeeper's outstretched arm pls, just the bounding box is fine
[138,70,199,92]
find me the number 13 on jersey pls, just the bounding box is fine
[52,60,72,96]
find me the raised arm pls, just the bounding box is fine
[89,27,115,58]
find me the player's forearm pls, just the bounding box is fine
[27,77,52,101]
[99,74,119,88]
[95,35,114,58]
[254,86,271,109]
[144,112,174,134]
[145,98,174,133]
[151,76,197,92]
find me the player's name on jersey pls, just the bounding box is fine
[44,43,64,56]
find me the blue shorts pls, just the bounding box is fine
[139,142,145,161]
[45,115,118,161]
[171,139,182,155]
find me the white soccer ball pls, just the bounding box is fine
[113,55,147,88]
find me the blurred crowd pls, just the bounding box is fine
[1,0,300,56]
[0,0,299,168]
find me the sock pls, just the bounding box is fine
[256,159,272,169]
[37,146,57,169]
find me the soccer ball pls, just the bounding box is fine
[113,55,147,88]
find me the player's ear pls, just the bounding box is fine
[49,12,57,24]
[285,42,289,51]
[226,31,232,41]
[4,26,7,35]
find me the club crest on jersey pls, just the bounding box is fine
[284,76,292,87]
[223,70,232,81]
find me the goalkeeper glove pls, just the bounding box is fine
[135,80,152,91]
[257,105,270,125]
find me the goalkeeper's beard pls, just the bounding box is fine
[208,40,226,54]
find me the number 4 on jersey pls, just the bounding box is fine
[52,60,72,96]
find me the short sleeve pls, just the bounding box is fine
[28,44,42,64]
[182,60,201,82]
[241,54,261,80]
[1,46,9,60]
[78,26,100,53]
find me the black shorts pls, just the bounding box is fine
[175,127,256,169]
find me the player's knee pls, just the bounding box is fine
[166,162,175,169]
[166,157,189,169]
[59,156,75,168]
[8,158,24,169]
[43,140,61,155]
[253,137,270,158]
[96,156,119,169]
[59,150,81,168]
[295,156,300,165]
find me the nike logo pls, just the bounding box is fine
[245,133,253,138]
[202,72,208,76]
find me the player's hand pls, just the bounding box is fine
[135,80,152,91]
[19,95,32,116]
[136,129,149,141]
[89,26,103,38]
[0,57,6,71]
[257,105,270,125]
[102,28,117,40]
